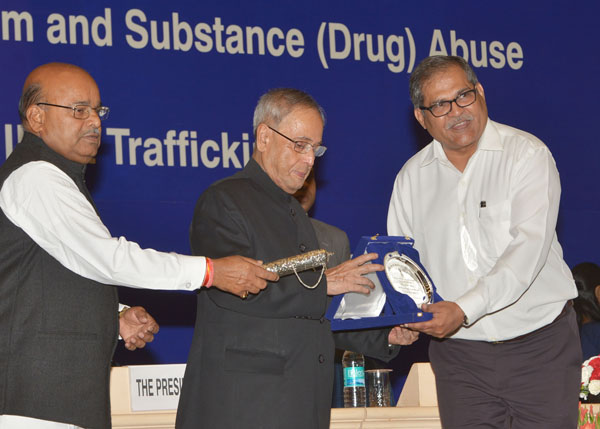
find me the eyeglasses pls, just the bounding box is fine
[37,102,110,121]
[419,88,477,118]
[267,126,327,157]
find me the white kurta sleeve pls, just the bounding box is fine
[0,161,206,291]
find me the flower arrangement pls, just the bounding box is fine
[579,403,600,428]
[582,356,600,401]
[580,356,600,428]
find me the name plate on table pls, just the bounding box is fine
[326,236,442,331]
[128,364,186,411]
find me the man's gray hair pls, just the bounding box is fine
[18,83,43,123]
[253,88,326,137]
[409,56,479,108]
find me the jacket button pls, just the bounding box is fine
[299,244,306,252]
[290,208,296,216]
[318,354,325,363]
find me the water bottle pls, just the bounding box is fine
[342,350,366,407]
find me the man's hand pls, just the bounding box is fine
[325,253,383,296]
[402,301,465,338]
[211,255,279,298]
[119,306,160,351]
[388,326,419,345]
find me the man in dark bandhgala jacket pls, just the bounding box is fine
[176,88,418,429]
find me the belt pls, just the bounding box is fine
[490,300,572,344]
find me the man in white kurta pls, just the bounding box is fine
[0,62,277,429]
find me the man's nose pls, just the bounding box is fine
[447,100,465,117]
[87,109,102,127]
[304,149,316,166]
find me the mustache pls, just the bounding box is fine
[83,128,101,137]
[445,114,473,129]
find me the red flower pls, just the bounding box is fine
[589,357,600,369]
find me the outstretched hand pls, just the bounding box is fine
[211,255,279,299]
[325,252,383,296]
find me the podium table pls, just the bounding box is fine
[110,363,441,429]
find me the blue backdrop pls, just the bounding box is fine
[1,0,598,397]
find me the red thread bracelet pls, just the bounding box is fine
[203,257,214,287]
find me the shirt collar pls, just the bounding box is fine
[477,118,503,151]
[420,118,501,167]
[243,158,293,204]
[22,131,87,178]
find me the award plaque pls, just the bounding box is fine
[326,235,443,331]
[383,251,433,307]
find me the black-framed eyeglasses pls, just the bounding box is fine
[37,102,110,121]
[267,126,327,157]
[419,88,477,118]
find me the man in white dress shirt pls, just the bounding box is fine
[387,55,580,428]
[0,62,277,429]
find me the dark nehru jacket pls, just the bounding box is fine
[176,159,396,429]
[0,133,118,429]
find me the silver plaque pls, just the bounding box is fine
[383,251,433,306]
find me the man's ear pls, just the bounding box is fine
[476,82,486,102]
[594,285,600,305]
[26,104,45,134]
[255,123,270,153]
[414,108,426,130]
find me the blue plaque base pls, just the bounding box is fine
[326,235,443,331]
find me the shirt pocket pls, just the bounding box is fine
[224,347,286,375]
[477,199,511,259]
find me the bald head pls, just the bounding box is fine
[19,63,94,127]
[20,62,104,163]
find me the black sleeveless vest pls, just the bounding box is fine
[0,132,119,429]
